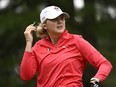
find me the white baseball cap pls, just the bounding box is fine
[40,6,70,23]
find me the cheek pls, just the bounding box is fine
[47,23,56,30]
[63,21,65,25]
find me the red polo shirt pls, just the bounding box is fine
[20,30,112,87]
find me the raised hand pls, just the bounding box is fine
[24,23,36,43]
[24,23,36,52]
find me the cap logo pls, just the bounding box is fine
[54,6,60,11]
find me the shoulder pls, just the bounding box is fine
[71,34,90,47]
[72,34,82,38]
[71,34,83,41]
[32,39,44,50]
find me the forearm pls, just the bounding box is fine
[25,41,33,52]
[94,61,112,82]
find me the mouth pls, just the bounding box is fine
[57,25,63,29]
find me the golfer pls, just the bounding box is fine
[20,6,112,87]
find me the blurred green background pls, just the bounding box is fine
[0,0,116,87]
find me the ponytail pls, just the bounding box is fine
[36,23,47,38]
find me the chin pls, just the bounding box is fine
[57,29,65,34]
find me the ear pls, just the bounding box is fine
[42,24,47,30]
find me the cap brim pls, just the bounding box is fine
[62,12,70,18]
[47,12,70,20]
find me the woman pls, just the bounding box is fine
[20,6,112,87]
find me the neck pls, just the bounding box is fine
[47,30,65,45]
[50,36,60,45]
[51,38,59,45]
[48,32,62,45]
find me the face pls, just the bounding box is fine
[43,15,66,37]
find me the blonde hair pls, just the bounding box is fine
[36,23,47,38]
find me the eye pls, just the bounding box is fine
[60,16,65,20]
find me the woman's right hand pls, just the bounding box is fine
[24,24,36,43]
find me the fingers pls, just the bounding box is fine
[32,22,36,26]
[90,83,99,87]
[24,23,37,42]
[24,23,37,34]
[90,78,100,87]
